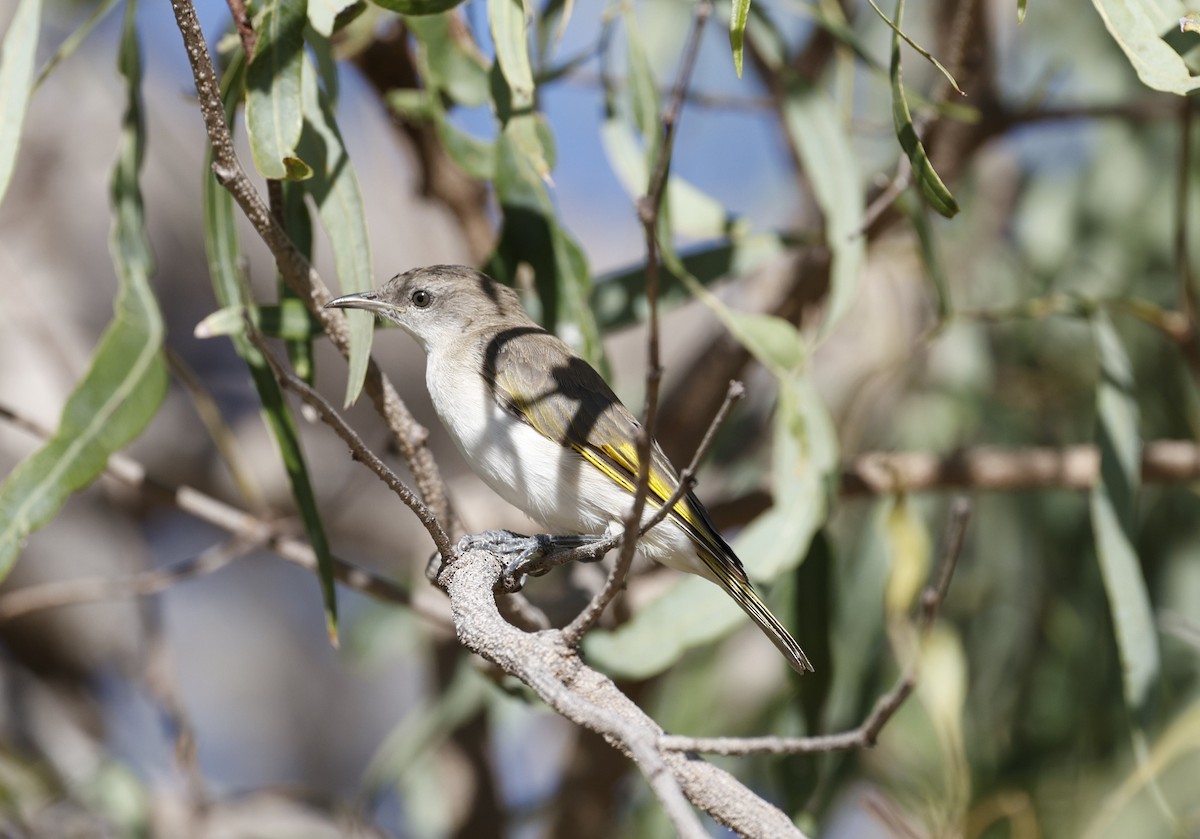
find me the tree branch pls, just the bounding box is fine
[167,0,454,527]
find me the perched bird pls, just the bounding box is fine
[328,265,812,673]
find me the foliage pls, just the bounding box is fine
[0,0,1197,836]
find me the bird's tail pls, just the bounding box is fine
[718,570,814,674]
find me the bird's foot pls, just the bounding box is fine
[457,531,607,592]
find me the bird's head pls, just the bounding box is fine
[326,264,530,353]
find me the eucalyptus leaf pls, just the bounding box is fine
[0,0,166,580]
[489,0,535,110]
[297,55,374,407]
[407,13,491,107]
[780,84,867,337]
[1093,0,1200,94]
[730,0,751,77]
[246,0,308,181]
[0,0,42,206]
[887,0,959,219]
[1090,312,1159,712]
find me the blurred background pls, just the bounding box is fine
[0,0,1198,836]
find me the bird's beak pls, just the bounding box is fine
[325,290,397,317]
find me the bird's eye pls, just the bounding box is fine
[411,289,432,308]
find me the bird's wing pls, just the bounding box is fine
[482,329,747,580]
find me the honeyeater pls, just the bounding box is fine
[328,265,812,674]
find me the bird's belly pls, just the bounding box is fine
[427,362,704,573]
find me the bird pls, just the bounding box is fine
[327,265,812,674]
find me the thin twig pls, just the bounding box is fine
[0,538,254,620]
[244,325,454,561]
[561,1,712,645]
[167,0,454,528]
[660,498,971,756]
[224,0,256,59]
[0,402,451,629]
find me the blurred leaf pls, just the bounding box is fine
[780,84,867,337]
[204,58,340,645]
[865,0,963,94]
[1090,312,1158,712]
[887,0,959,218]
[592,233,786,331]
[408,13,491,107]
[488,118,603,366]
[1084,700,1200,838]
[195,301,320,342]
[489,0,535,110]
[280,179,315,382]
[246,0,308,181]
[369,0,463,14]
[600,118,728,239]
[0,0,166,580]
[34,0,118,89]
[436,120,496,180]
[297,54,374,407]
[308,0,358,36]
[363,658,489,793]
[901,194,952,321]
[624,10,660,144]
[1182,13,1200,34]
[884,495,931,619]
[0,0,41,206]
[730,0,751,77]
[793,531,835,732]
[1018,0,1028,23]
[1093,0,1200,94]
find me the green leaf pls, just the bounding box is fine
[307,0,358,36]
[901,193,952,321]
[779,85,867,337]
[887,0,959,218]
[487,117,603,367]
[280,179,315,382]
[368,0,463,14]
[1018,0,1028,23]
[246,0,308,180]
[730,0,751,78]
[407,13,491,108]
[204,57,340,644]
[34,0,119,89]
[599,119,728,239]
[489,0,535,111]
[1090,312,1159,712]
[592,233,786,331]
[623,11,661,145]
[865,0,963,94]
[0,0,166,581]
[195,301,320,342]
[297,55,375,407]
[1094,0,1200,94]
[0,0,42,206]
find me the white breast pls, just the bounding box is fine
[424,345,704,575]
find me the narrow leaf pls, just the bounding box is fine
[205,58,340,644]
[489,0,535,110]
[0,0,43,205]
[888,0,959,218]
[246,0,308,180]
[307,0,357,36]
[780,85,867,336]
[195,301,319,341]
[35,0,119,89]
[1090,312,1159,712]
[730,0,751,78]
[1018,0,1028,23]
[408,13,491,108]
[297,55,374,406]
[0,0,166,580]
[865,0,962,94]
[1094,0,1200,94]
